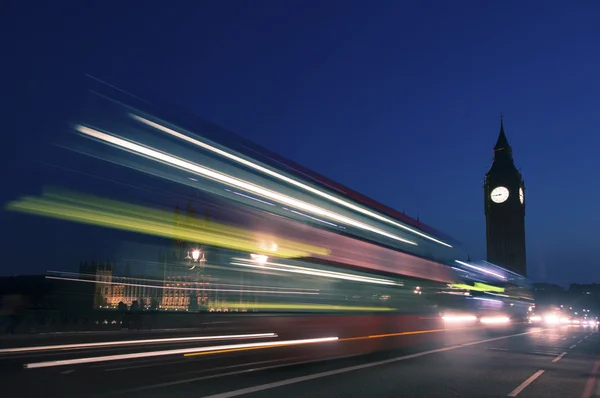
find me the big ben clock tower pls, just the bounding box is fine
[484,117,527,276]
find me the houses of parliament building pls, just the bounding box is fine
[80,204,255,312]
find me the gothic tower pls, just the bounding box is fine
[484,117,527,276]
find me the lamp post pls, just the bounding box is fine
[185,249,206,271]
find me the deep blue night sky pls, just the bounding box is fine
[2,1,600,285]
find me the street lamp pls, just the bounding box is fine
[192,250,201,262]
[186,249,206,270]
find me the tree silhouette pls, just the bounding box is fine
[150,297,160,310]
[173,205,184,260]
[94,292,104,308]
[185,201,197,220]
[188,291,199,311]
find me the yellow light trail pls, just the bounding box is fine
[4,188,328,259]
[450,282,505,293]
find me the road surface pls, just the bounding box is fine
[0,325,598,397]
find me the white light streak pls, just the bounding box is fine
[231,258,399,286]
[45,276,319,295]
[484,292,510,298]
[471,297,502,303]
[442,315,477,322]
[130,115,452,248]
[224,189,276,206]
[454,260,507,280]
[250,254,269,264]
[46,271,317,292]
[0,333,277,354]
[75,125,418,246]
[24,337,339,368]
[282,207,339,227]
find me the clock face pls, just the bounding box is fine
[490,186,509,203]
[519,187,524,204]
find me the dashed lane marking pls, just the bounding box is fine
[507,369,545,397]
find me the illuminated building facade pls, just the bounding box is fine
[84,264,250,312]
[80,261,163,309]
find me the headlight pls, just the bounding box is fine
[480,316,510,324]
[544,314,559,324]
[442,314,477,322]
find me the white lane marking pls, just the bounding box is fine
[101,357,195,371]
[24,337,338,369]
[195,330,539,398]
[61,369,75,374]
[507,369,545,397]
[485,347,560,357]
[105,357,291,373]
[578,340,584,344]
[121,353,365,394]
[528,351,561,357]
[570,344,577,349]
[552,352,567,363]
[145,346,461,396]
[582,360,600,398]
[459,332,536,347]
[0,333,277,354]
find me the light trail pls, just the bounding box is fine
[224,189,276,206]
[45,276,319,295]
[0,333,277,354]
[23,325,532,371]
[24,337,339,369]
[173,331,540,397]
[46,270,319,292]
[454,260,507,280]
[131,114,452,248]
[75,125,418,247]
[231,257,399,286]
[283,207,339,227]
[5,188,328,258]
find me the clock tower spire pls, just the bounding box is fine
[494,115,510,151]
[484,117,527,276]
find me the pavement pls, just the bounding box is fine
[0,324,598,397]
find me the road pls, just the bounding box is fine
[1,324,598,397]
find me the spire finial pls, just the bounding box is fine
[494,114,512,153]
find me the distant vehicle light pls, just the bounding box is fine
[544,314,559,325]
[442,315,477,322]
